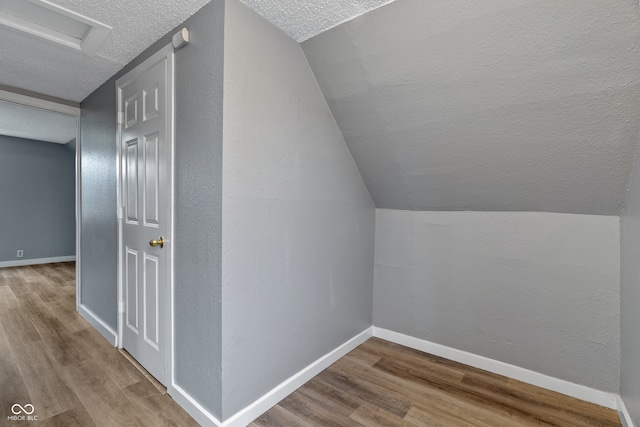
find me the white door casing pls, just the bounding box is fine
[116,44,174,387]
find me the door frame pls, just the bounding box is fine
[0,89,82,309]
[115,43,175,390]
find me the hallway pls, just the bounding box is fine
[0,263,197,426]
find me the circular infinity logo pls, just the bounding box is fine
[11,404,35,415]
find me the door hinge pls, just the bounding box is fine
[118,301,125,314]
[117,206,124,220]
[117,111,125,125]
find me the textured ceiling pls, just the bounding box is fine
[0,0,210,102]
[4,0,640,215]
[302,0,640,215]
[0,100,76,144]
[0,0,393,102]
[237,0,393,41]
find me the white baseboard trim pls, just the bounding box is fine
[167,327,373,427]
[222,327,373,427]
[373,327,618,410]
[170,383,222,427]
[619,397,636,427]
[0,255,76,268]
[78,304,117,346]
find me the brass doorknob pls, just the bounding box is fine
[149,237,164,248]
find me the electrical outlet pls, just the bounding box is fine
[16,250,23,258]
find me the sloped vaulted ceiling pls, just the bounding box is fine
[301,0,640,215]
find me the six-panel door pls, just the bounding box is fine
[120,57,168,385]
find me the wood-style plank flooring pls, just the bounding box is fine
[0,262,198,426]
[1,262,623,426]
[251,338,622,426]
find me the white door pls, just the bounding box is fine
[117,46,173,386]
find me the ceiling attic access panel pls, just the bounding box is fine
[0,0,111,56]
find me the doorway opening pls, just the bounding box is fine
[0,89,81,306]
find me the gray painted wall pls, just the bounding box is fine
[172,0,225,417]
[374,209,620,392]
[80,82,119,328]
[621,142,640,424]
[0,135,75,262]
[221,0,375,419]
[301,0,640,215]
[80,0,224,416]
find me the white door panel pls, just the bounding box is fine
[118,50,172,386]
